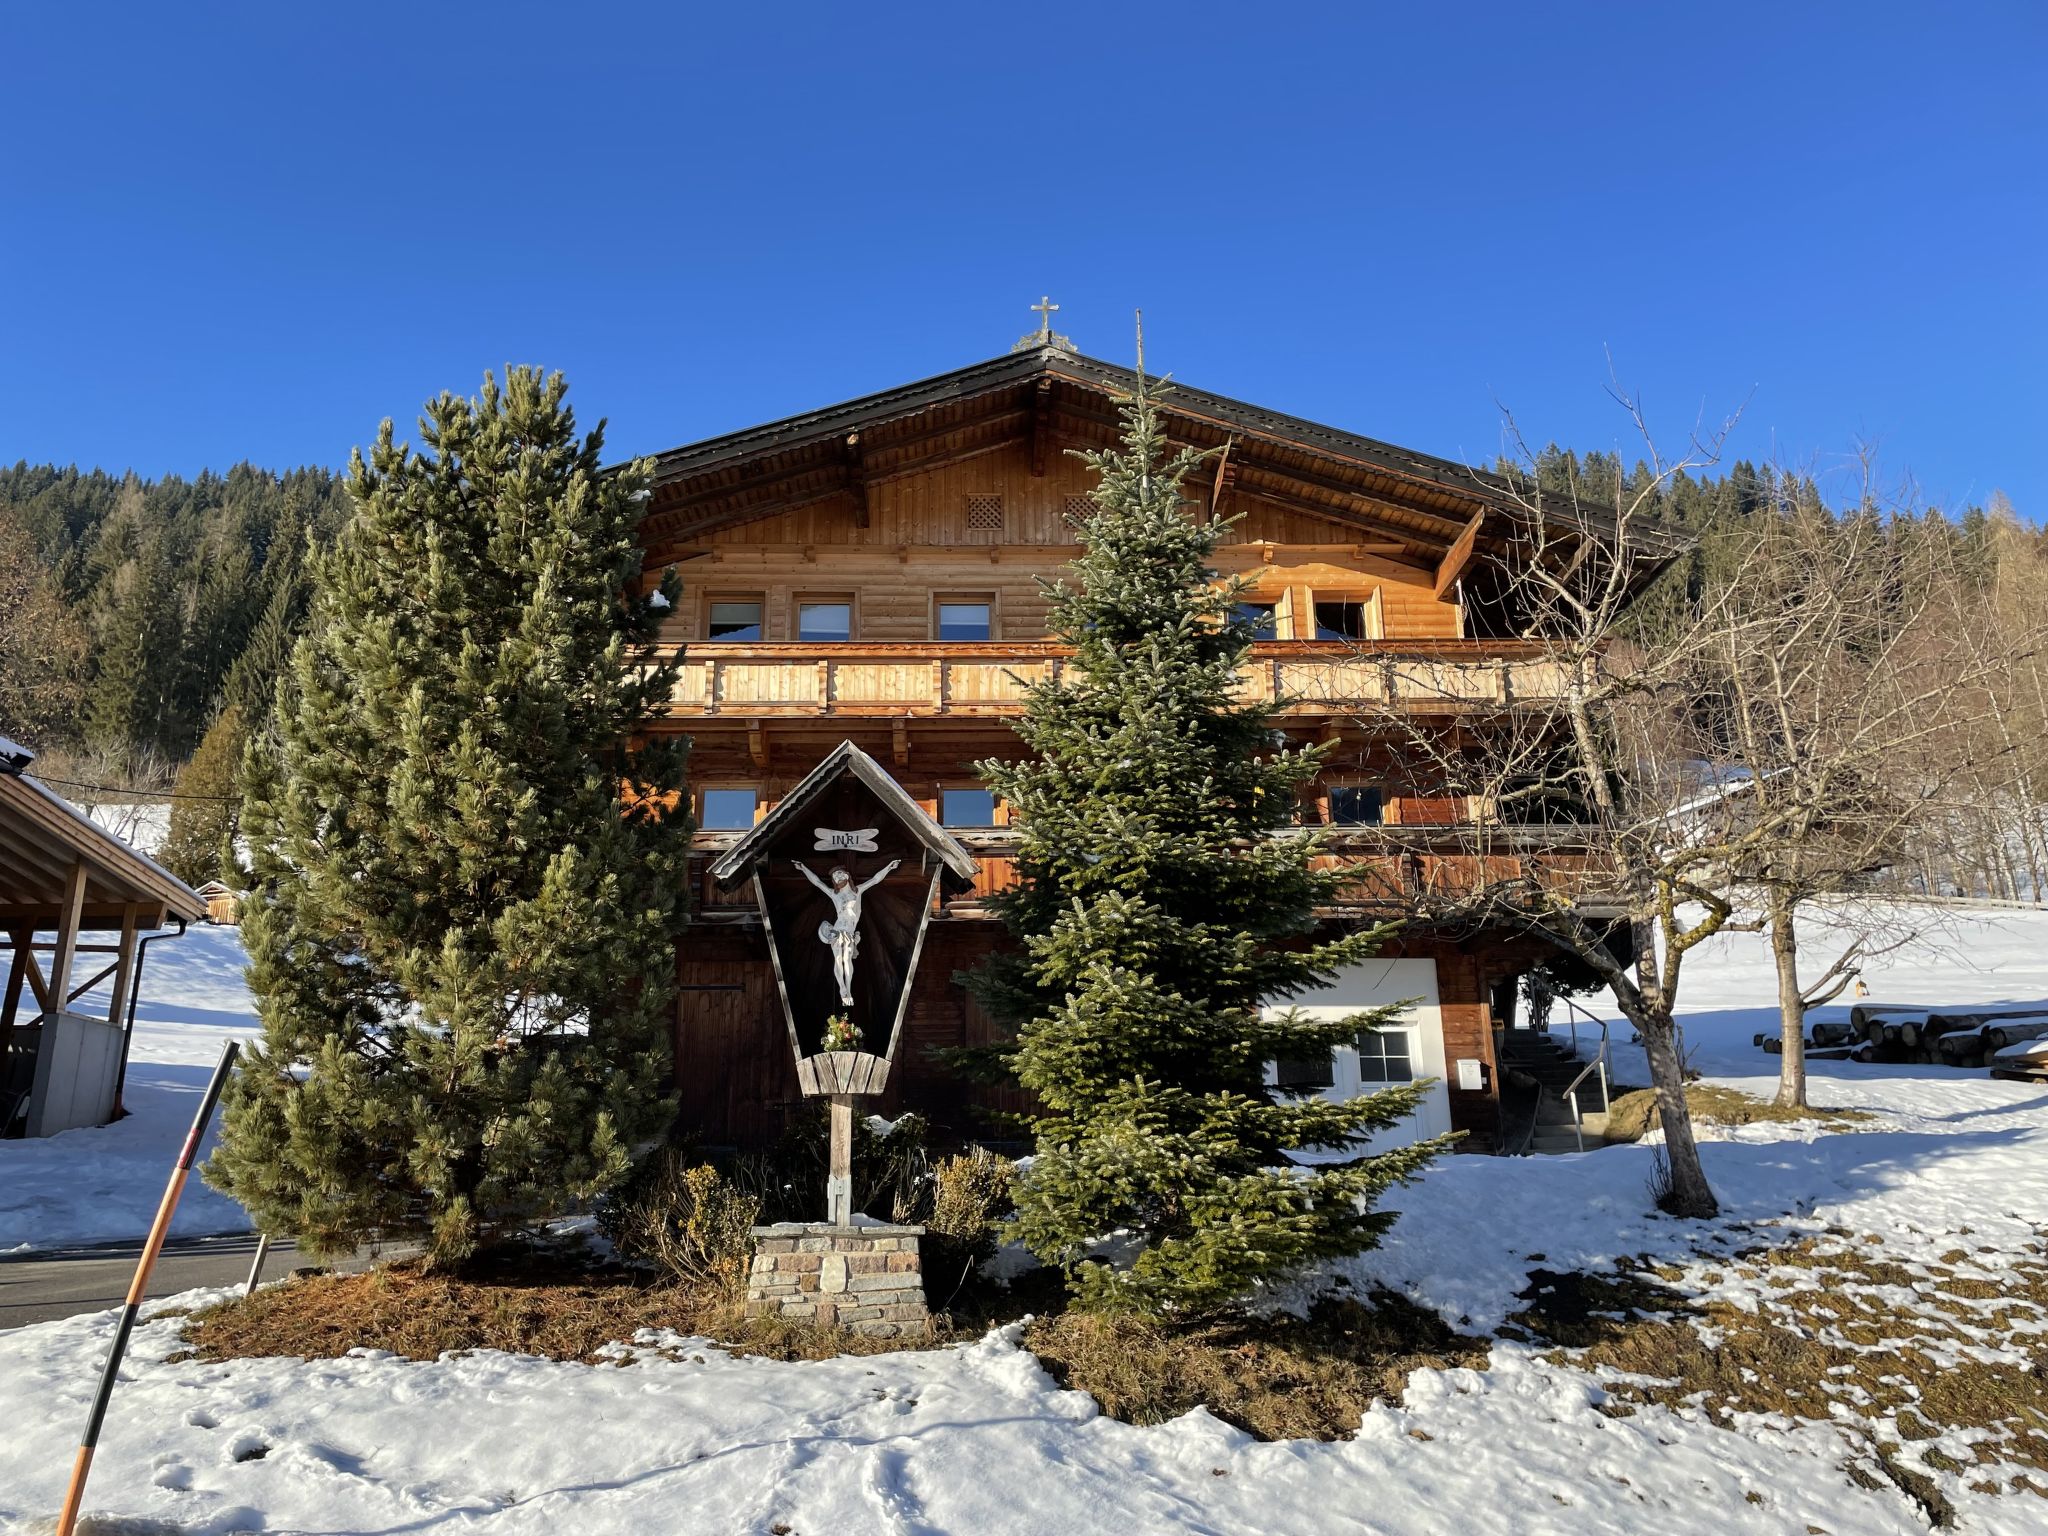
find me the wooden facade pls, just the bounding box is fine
[641,344,1639,1151]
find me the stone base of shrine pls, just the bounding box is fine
[745,1223,930,1337]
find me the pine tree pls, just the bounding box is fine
[974,372,1449,1316]
[205,369,690,1263]
[157,703,245,885]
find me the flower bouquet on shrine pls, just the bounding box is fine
[820,1014,863,1053]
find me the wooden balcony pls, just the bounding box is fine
[687,824,1609,919]
[653,641,1567,720]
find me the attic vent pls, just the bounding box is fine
[965,494,1005,531]
[1063,494,1095,521]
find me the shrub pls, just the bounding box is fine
[920,1148,1018,1309]
[927,1149,1015,1260]
[601,1147,761,1292]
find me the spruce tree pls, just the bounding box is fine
[206,369,690,1262]
[158,702,244,885]
[975,372,1449,1315]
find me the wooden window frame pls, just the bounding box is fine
[794,591,858,644]
[932,591,999,643]
[1305,587,1383,643]
[704,593,767,644]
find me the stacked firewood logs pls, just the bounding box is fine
[1755,1004,2048,1071]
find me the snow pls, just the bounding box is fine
[7,901,2048,1531]
[0,924,257,1254]
[83,799,172,857]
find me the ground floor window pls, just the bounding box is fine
[1356,1025,1415,1083]
[1273,1052,1336,1093]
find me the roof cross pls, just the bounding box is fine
[1012,295,1075,355]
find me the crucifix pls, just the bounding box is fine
[710,741,980,1227]
[1030,295,1059,338]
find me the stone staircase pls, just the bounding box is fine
[1499,1029,1611,1155]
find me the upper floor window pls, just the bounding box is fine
[798,600,853,643]
[941,787,998,827]
[707,598,764,642]
[1328,785,1383,826]
[700,788,759,830]
[936,599,993,642]
[1234,600,1278,640]
[1314,600,1371,642]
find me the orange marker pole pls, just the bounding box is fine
[55,1040,238,1536]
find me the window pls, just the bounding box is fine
[965,494,1005,530]
[1234,601,1278,640]
[700,788,758,830]
[707,599,763,642]
[798,600,853,643]
[936,600,993,642]
[1314,600,1370,641]
[1273,1053,1335,1093]
[941,787,998,827]
[1356,1027,1415,1084]
[1329,785,1383,826]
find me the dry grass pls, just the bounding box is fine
[1024,1291,1489,1442]
[181,1257,940,1366]
[1602,1084,1873,1144]
[1504,1231,2048,1521]
[180,1254,1478,1444]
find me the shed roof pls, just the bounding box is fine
[0,770,204,929]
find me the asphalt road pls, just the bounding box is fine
[0,1233,385,1329]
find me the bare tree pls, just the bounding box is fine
[1677,459,2034,1106]
[1334,390,1742,1217]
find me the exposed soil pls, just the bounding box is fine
[1503,1228,2048,1519]
[1602,1083,1874,1144]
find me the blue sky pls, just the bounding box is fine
[3,3,2041,514]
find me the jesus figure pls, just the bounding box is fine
[794,859,900,1008]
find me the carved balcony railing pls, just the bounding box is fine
[686,823,1612,919]
[649,641,1568,721]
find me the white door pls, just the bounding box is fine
[1263,957,1453,1153]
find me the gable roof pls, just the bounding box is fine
[0,771,204,928]
[709,739,980,886]
[634,346,1686,582]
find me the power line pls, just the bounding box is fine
[30,774,237,805]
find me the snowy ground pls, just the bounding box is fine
[4,903,2048,1533]
[0,924,258,1254]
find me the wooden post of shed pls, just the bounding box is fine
[103,906,142,1039]
[1,926,28,1087]
[46,860,88,1019]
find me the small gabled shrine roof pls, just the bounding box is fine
[708,740,981,887]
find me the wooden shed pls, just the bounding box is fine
[1,746,205,1137]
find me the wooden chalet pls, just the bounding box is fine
[638,332,1657,1152]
